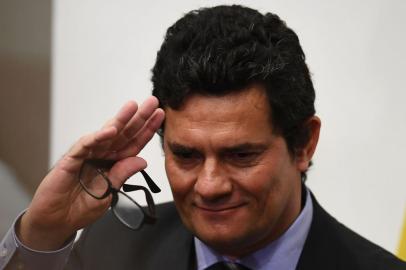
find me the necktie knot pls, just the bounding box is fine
[205,261,251,270]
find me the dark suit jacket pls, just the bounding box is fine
[66,196,406,270]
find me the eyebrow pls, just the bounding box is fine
[167,142,268,154]
[220,143,268,153]
[167,142,196,153]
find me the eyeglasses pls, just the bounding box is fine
[78,159,161,230]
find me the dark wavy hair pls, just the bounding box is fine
[152,5,315,178]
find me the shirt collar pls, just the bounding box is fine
[194,187,313,270]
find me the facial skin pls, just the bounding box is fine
[163,85,320,258]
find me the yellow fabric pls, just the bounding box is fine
[398,208,406,261]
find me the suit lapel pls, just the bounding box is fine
[296,194,339,270]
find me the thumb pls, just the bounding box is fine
[108,157,147,189]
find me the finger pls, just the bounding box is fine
[121,96,159,141]
[112,108,165,160]
[109,97,159,151]
[87,101,139,155]
[108,156,147,189]
[63,126,118,171]
[58,101,137,165]
[103,101,138,132]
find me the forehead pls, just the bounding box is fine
[163,85,274,145]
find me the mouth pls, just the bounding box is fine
[194,203,246,213]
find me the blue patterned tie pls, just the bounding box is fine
[205,261,251,270]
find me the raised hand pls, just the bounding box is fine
[17,96,165,251]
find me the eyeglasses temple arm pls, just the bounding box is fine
[140,170,161,193]
[122,181,160,194]
[121,184,157,218]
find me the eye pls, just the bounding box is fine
[225,151,261,166]
[173,150,195,159]
[172,150,203,163]
[232,152,257,159]
[233,152,255,158]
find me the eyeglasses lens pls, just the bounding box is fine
[113,192,145,229]
[80,163,109,198]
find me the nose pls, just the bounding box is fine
[193,157,232,201]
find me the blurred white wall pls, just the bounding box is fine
[52,0,406,253]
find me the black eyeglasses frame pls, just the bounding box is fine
[78,159,160,230]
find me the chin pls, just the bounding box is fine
[199,232,260,258]
[192,221,257,254]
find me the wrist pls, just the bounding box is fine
[16,212,76,251]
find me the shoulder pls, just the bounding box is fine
[298,194,406,270]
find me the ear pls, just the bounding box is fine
[295,116,321,172]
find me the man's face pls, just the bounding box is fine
[163,86,304,257]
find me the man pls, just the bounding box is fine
[1,5,405,270]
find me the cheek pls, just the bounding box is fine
[255,161,300,217]
[240,163,287,208]
[165,158,194,200]
[239,164,277,193]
